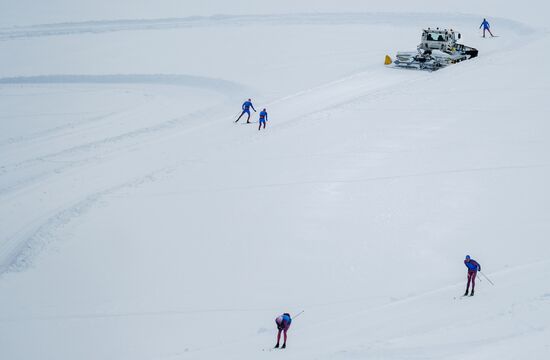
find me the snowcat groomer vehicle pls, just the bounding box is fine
[385,28,478,71]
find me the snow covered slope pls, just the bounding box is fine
[0,1,549,359]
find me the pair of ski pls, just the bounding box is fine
[457,271,494,299]
[262,346,285,351]
[262,345,286,352]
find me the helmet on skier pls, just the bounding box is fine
[465,255,471,261]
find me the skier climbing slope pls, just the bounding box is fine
[258,108,268,130]
[464,255,482,296]
[235,98,256,123]
[480,18,495,38]
[274,313,292,349]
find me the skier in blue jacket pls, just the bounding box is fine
[258,108,268,130]
[480,18,494,38]
[274,313,292,349]
[235,98,256,123]
[464,255,481,296]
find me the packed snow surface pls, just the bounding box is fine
[0,1,549,359]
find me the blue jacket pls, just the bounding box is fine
[465,259,481,272]
[242,101,256,112]
[276,313,292,330]
[282,313,292,326]
[259,110,268,121]
[480,20,490,29]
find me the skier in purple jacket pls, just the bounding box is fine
[464,255,481,296]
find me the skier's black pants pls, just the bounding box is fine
[236,111,251,122]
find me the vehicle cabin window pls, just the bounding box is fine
[428,33,446,41]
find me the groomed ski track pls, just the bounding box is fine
[0,13,533,41]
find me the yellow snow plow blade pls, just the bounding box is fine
[384,55,393,65]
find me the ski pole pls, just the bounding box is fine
[293,310,305,319]
[479,271,494,285]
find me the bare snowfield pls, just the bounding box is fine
[0,1,549,359]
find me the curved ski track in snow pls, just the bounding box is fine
[0,107,216,196]
[0,75,250,273]
[0,12,535,41]
[0,166,176,273]
[0,74,247,196]
[0,74,248,95]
